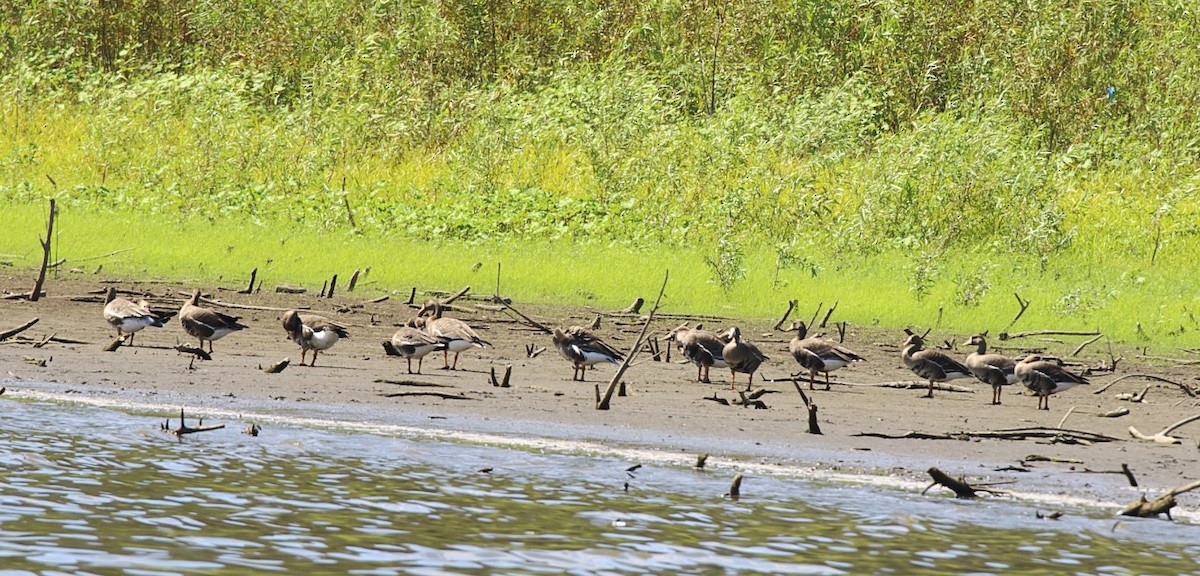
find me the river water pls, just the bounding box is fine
[1,392,1198,575]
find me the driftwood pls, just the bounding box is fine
[792,382,822,434]
[734,390,768,409]
[819,301,839,328]
[499,300,553,334]
[1100,407,1130,418]
[489,365,513,388]
[870,380,975,394]
[695,453,709,469]
[0,318,39,341]
[262,358,290,373]
[619,298,645,314]
[1119,479,1200,520]
[29,198,56,302]
[275,285,307,294]
[103,338,123,352]
[365,295,389,304]
[379,391,471,400]
[187,293,307,313]
[1092,373,1196,397]
[32,332,55,348]
[327,273,338,298]
[855,427,1119,444]
[597,271,669,410]
[525,343,546,358]
[1005,293,1030,331]
[238,268,257,294]
[374,379,453,388]
[999,329,1101,340]
[1071,333,1104,356]
[725,474,743,499]
[772,299,797,330]
[347,269,361,292]
[439,285,471,306]
[161,407,225,439]
[1023,454,1083,464]
[174,345,212,361]
[1128,414,1200,444]
[922,467,1010,499]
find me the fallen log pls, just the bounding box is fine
[999,329,1101,340]
[379,391,471,400]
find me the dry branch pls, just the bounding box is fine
[1005,293,1030,331]
[922,467,1008,499]
[161,408,225,439]
[1071,333,1104,356]
[725,474,743,499]
[347,269,361,292]
[440,285,471,306]
[1119,479,1200,519]
[819,300,839,328]
[792,382,822,434]
[103,338,123,352]
[1128,413,1200,444]
[999,329,1101,340]
[498,300,554,334]
[1092,373,1196,397]
[598,271,668,410]
[29,198,55,302]
[174,345,212,361]
[772,299,797,330]
[619,298,645,314]
[380,391,471,400]
[0,318,39,341]
[238,268,257,294]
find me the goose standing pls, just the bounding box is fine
[179,289,248,353]
[551,326,624,381]
[1015,355,1089,410]
[668,326,727,384]
[964,333,1018,405]
[383,318,447,374]
[102,287,167,345]
[722,327,767,391]
[901,333,971,398]
[281,309,349,367]
[417,300,489,370]
[788,320,864,390]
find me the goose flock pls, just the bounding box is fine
[100,289,1090,410]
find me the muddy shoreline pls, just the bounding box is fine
[2,273,1199,517]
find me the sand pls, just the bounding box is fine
[2,272,1199,516]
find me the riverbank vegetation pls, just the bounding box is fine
[2,1,1199,344]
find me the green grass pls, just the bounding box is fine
[4,202,1198,347]
[4,1,1200,348]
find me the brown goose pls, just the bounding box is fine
[1015,355,1089,410]
[102,287,167,345]
[281,310,349,366]
[551,326,624,381]
[179,289,248,353]
[383,318,446,374]
[417,300,490,370]
[722,327,767,391]
[788,320,864,390]
[668,326,728,383]
[965,333,1018,405]
[901,333,971,398]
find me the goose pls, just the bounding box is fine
[722,327,767,391]
[1015,355,1089,410]
[102,287,167,344]
[668,326,728,383]
[417,300,490,370]
[901,333,971,398]
[964,333,1018,405]
[788,320,864,390]
[551,326,624,381]
[383,318,446,374]
[281,310,349,366]
[179,289,248,353]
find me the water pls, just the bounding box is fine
[2,397,1199,575]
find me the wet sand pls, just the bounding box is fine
[2,273,1199,515]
